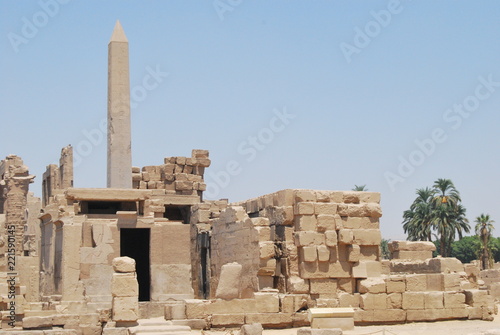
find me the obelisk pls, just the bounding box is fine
[107,20,132,188]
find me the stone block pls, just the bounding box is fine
[112,296,139,322]
[386,277,406,293]
[467,306,483,320]
[373,309,406,323]
[464,289,490,307]
[316,215,336,232]
[295,190,317,202]
[352,261,381,278]
[295,232,325,246]
[258,275,274,290]
[150,264,194,300]
[112,257,135,273]
[294,215,318,231]
[256,226,271,241]
[295,202,315,215]
[317,245,330,262]
[311,317,353,330]
[426,273,444,291]
[340,217,379,229]
[424,292,444,309]
[405,274,427,292]
[111,273,138,297]
[359,245,379,261]
[398,250,433,260]
[443,273,461,291]
[245,313,293,328]
[358,192,381,203]
[292,312,311,328]
[260,242,276,260]
[215,262,242,300]
[280,294,308,313]
[287,276,309,294]
[360,293,387,310]
[302,246,318,263]
[338,278,356,293]
[347,244,360,263]
[324,231,337,247]
[387,293,402,309]
[316,298,339,308]
[300,261,351,279]
[443,292,466,308]
[211,314,245,327]
[338,292,360,307]
[164,302,186,320]
[22,316,53,329]
[358,278,385,294]
[297,328,342,335]
[464,264,480,278]
[338,230,354,245]
[171,319,208,330]
[354,308,374,323]
[255,292,280,313]
[310,279,337,295]
[241,323,263,335]
[352,229,381,246]
[315,203,337,216]
[428,257,464,273]
[402,292,425,310]
[388,240,436,252]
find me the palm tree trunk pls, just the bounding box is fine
[440,237,446,257]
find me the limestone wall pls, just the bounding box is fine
[210,207,260,299]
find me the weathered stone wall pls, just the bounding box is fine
[42,146,73,207]
[190,200,228,299]
[210,206,260,299]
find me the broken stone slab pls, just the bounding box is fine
[215,262,242,300]
[22,315,53,329]
[297,328,343,335]
[241,323,263,335]
[112,257,136,273]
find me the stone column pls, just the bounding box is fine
[107,20,132,188]
[3,160,34,258]
[111,256,139,322]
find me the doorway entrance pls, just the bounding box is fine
[120,228,150,301]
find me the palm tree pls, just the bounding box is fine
[475,214,495,270]
[431,179,470,256]
[401,179,470,256]
[352,185,367,191]
[402,187,435,241]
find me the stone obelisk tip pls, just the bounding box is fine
[110,20,128,43]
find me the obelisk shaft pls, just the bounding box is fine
[107,21,132,188]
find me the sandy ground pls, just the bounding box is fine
[201,308,500,335]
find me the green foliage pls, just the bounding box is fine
[352,185,367,191]
[402,179,471,257]
[450,236,480,263]
[380,238,391,259]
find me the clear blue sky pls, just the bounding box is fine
[1,1,499,240]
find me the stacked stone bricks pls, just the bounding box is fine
[132,149,210,196]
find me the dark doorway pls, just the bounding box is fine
[120,228,150,301]
[163,205,190,223]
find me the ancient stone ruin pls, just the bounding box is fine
[0,21,497,334]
